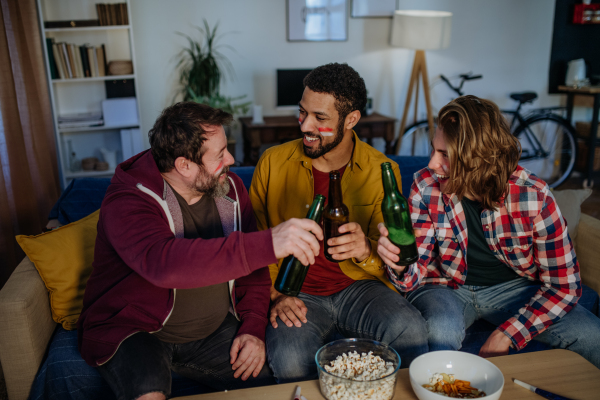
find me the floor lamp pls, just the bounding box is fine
[391,10,452,154]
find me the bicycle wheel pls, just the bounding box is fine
[395,120,434,156]
[514,114,577,188]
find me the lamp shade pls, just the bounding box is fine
[390,10,452,50]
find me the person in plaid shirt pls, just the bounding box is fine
[377,95,600,368]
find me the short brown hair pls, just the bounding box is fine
[148,102,232,173]
[437,95,521,210]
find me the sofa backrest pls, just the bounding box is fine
[49,157,431,224]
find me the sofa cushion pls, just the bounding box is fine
[551,188,592,247]
[16,210,99,330]
[48,178,111,225]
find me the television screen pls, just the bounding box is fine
[277,69,313,107]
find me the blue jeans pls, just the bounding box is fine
[97,314,274,400]
[266,280,428,383]
[407,278,600,368]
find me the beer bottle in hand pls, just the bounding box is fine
[274,195,326,297]
[381,162,418,268]
[323,170,349,263]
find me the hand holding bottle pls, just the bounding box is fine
[326,222,371,262]
[272,218,323,267]
[377,223,406,273]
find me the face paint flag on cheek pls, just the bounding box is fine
[213,161,224,175]
[318,127,334,137]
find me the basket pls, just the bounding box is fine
[576,140,600,172]
[81,157,99,171]
[575,121,600,139]
[108,60,133,75]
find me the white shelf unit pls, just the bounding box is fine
[37,0,142,188]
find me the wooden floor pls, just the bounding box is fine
[558,170,600,220]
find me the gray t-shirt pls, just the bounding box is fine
[153,188,230,343]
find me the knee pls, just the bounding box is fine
[267,349,316,383]
[266,326,318,383]
[137,392,166,400]
[425,313,464,350]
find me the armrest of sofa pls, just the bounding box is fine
[576,213,600,296]
[0,257,57,400]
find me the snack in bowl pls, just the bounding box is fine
[423,372,486,398]
[409,351,504,400]
[316,338,401,400]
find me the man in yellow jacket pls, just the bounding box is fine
[249,63,427,383]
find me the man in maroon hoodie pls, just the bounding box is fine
[78,102,323,400]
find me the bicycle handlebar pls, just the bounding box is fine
[439,73,483,97]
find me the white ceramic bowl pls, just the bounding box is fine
[409,351,504,400]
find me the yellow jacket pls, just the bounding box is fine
[249,132,403,292]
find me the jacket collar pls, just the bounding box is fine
[287,130,367,172]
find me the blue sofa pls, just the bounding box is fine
[29,156,599,400]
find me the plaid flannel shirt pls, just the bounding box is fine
[386,165,581,350]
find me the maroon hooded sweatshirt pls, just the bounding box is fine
[78,150,276,367]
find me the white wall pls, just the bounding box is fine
[130,0,558,156]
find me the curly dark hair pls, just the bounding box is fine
[303,63,367,120]
[148,102,233,173]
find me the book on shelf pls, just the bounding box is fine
[46,38,58,79]
[96,3,128,26]
[61,43,73,78]
[52,43,65,79]
[79,46,90,77]
[58,111,104,128]
[96,47,106,76]
[44,20,100,29]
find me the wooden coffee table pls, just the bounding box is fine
[177,349,600,399]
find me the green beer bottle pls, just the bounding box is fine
[274,195,326,297]
[381,162,418,269]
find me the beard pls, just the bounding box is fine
[190,165,230,198]
[303,117,346,159]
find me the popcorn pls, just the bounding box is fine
[320,351,397,400]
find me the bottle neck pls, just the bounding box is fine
[306,195,326,221]
[381,167,399,196]
[328,174,343,208]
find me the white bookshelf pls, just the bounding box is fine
[37,0,142,188]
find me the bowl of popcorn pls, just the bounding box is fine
[315,338,401,400]
[409,351,504,400]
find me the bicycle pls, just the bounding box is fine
[392,73,578,188]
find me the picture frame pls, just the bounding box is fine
[351,0,397,18]
[287,0,348,42]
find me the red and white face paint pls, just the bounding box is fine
[318,127,334,137]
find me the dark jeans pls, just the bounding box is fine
[407,278,600,368]
[266,280,428,383]
[97,314,274,400]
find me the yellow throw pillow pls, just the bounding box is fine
[16,209,100,330]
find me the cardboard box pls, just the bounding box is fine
[102,97,138,127]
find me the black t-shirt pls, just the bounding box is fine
[153,188,230,344]
[462,197,520,286]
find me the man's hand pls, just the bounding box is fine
[326,222,371,262]
[479,329,512,358]
[272,218,323,266]
[376,223,406,275]
[269,288,308,328]
[230,334,266,380]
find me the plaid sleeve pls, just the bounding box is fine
[385,180,436,292]
[498,192,581,350]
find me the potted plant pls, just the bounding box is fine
[175,20,251,117]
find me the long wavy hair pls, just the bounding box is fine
[437,95,521,210]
